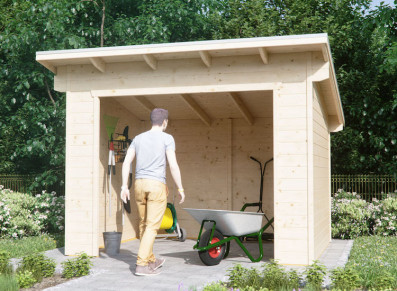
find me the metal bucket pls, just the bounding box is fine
[103,231,122,255]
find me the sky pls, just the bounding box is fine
[370,0,396,9]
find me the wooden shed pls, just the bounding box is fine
[36,33,344,265]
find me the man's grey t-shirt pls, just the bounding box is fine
[130,130,175,184]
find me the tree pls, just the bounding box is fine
[209,0,397,174]
[0,0,219,190]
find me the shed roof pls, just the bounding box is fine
[36,33,344,128]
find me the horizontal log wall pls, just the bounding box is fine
[312,85,331,260]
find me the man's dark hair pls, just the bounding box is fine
[150,108,169,126]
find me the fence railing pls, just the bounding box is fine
[0,174,64,196]
[331,174,397,201]
[1,173,396,201]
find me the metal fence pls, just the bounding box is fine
[0,174,65,196]
[2,173,396,201]
[331,174,397,201]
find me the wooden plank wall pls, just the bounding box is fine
[162,116,273,237]
[98,98,143,246]
[312,87,331,258]
[65,91,97,256]
[274,78,309,265]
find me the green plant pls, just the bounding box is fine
[347,236,397,290]
[62,252,92,279]
[331,191,372,239]
[0,250,12,275]
[17,252,55,285]
[0,274,19,291]
[262,260,293,290]
[227,263,250,288]
[372,271,396,291]
[202,281,228,291]
[16,269,36,288]
[287,269,301,290]
[372,197,397,236]
[0,189,65,239]
[0,233,64,258]
[330,266,361,290]
[304,260,326,291]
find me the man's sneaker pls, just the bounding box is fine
[148,257,165,270]
[135,265,161,276]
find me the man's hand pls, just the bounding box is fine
[178,189,185,204]
[121,186,130,204]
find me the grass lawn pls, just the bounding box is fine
[0,233,64,258]
[345,236,397,290]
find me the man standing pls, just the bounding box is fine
[121,108,185,276]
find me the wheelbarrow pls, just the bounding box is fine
[184,208,274,266]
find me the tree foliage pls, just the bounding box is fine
[0,0,396,190]
[210,0,397,174]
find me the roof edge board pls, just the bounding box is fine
[35,34,329,61]
[324,39,345,126]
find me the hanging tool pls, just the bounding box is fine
[103,115,119,222]
[108,140,116,217]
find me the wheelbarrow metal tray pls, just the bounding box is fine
[184,208,264,236]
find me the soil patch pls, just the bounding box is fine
[22,274,72,290]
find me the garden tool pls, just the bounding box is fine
[103,115,119,219]
[108,141,116,217]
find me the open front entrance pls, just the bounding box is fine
[98,90,275,248]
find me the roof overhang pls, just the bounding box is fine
[36,33,344,130]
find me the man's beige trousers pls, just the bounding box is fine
[134,178,167,266]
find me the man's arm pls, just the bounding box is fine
[121,147,135,203]
[166,149,185,204]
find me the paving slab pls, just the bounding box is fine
[35,238,353,291]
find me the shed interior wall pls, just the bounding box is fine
[97,92,274,242]
[98,98,142,246]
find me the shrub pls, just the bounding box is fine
[304,260,326,291]
[371,197,397,236]
[262,260,291,290]
[330,266,361,290]
[0,188,65,239]
[62,252,92,279]
[16,269,36,289]
[18,253,56,281]
[227,261,301,291]
[0,274,19,291]
[227,263,251,288]
[0,250,12,275]
[331,192,372,239]
[332,190,397,239]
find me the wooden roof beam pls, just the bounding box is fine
[321,44,329,62]
[89,57,106,73]
[199,51,212,67]
[143,54,158,70]
[229,92,254,125]
[134,96,156,112]
[180,94,212,126]
[40,60,57,74]
[258,47,269,64]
